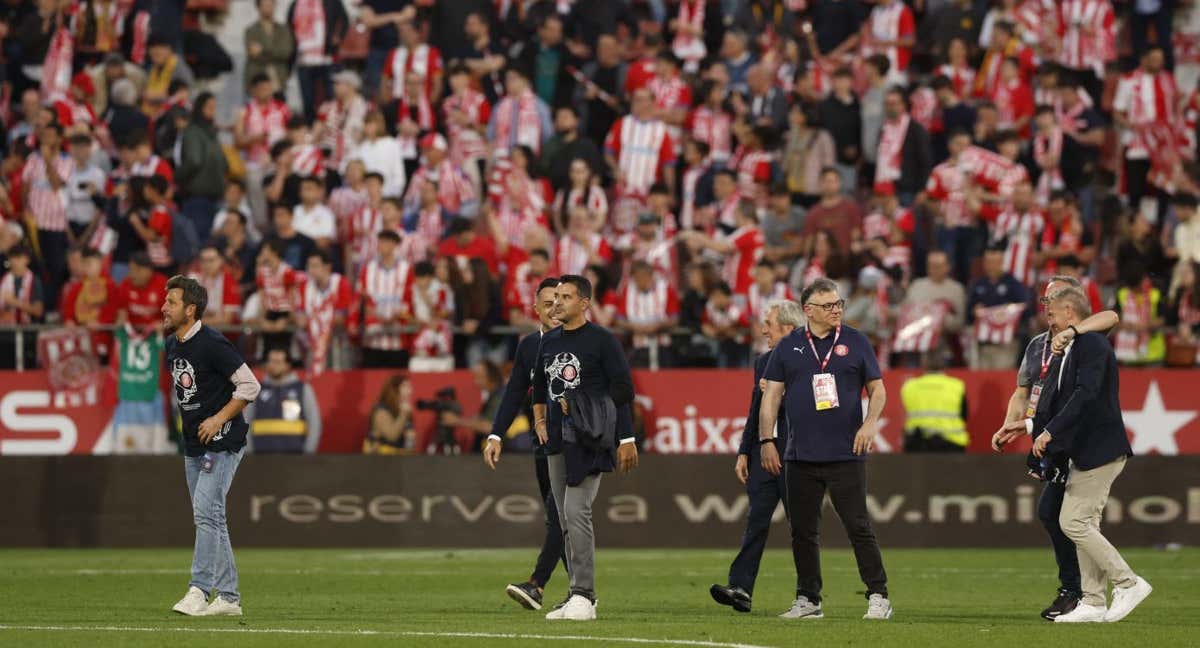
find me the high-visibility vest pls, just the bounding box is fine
[900,373,968,447]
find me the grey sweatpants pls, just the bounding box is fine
[546,454,603,600]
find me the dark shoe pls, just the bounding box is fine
[710,584,752,613]
[1041,590,1080,621]
[506,582,543,610]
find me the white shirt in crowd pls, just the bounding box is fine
[293,203,337,241]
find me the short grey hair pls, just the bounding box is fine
[800,277,839,305]
[1048,287,1091,318]
[767,299,804,328]
[1047,275,1081,288]
[110,79,138,107]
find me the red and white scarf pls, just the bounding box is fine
[492,90,544,155]
[388,44,437,100]
[689,106,732,163]
[1033,127,1064,203]
[975,302,1025,344]
[290,143,326,178]
[443,88,489,164]
[293,0,328,65]
[396,93,434,159]
[874,114,910,192]
[1056,0,1115,76]
[242,100,290,164]
[671,0,706,67]
[0,270,34,324]
[622,279,673,348]
[42,26,74,101]
[892,301,948,353]
[130,10,150,64]
[301,272,344,375]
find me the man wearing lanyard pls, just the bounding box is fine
[992,276,1119,620]
[758,278,892,621]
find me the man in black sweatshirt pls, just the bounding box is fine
[161,275,261,617]
[483,277,567,611]
[532,274,638,621]
[710,299,801,613]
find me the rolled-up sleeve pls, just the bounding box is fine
[230,363,262,402]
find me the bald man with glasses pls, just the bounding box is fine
[759,278,893,621]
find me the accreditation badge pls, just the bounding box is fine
[1025,384,1042,419]
[812,373,840,411]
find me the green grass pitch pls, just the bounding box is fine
[1,548,1197,647]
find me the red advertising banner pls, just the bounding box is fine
[1,369,1198,456]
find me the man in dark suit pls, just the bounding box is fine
[710,299,800,613]
[1002,287,1152,624]
[880,88,932,206]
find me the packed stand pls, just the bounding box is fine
[0,0,1199,373]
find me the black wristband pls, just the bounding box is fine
[758,437,775,445]
[1068,325,1079,337]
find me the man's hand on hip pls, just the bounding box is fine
[760,441,782,476]
[735,454,749,484]
[198,416,225,443]
[617,443,639,474]
[483,438,502,470]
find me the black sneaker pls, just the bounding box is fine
[710,584,752,613]
[506,582,544,610]
[1041,590,1080,621]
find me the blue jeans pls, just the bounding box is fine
[184,447,245,602]
[364,48,390,99]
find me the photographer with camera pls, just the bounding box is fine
[436,361,505,452]
[417,386,464,455]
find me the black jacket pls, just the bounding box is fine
[897,119,934,196]
[286,0,349,62]
[1033,332,1132,471]
[563,390,617,451]
[737,350,788,457]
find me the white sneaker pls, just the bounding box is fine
[204,596,243,616]
[1055,603,1107,623]
[1104,577,1152,623]
[779,596,823,619]
[864,593,893,620]
[171,586,208,616]
[546,594,595,621]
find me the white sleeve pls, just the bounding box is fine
[231,363,262,402]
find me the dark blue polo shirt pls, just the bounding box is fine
[764,324,882,463]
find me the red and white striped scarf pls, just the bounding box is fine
[444,88,488,164]
[396,93,434,159]
[1056,0,1115,76]
[130,10,150,64]
[328,185,367,222]
[258,262,295,312]
[242,100,290,164]
[317,96,366,169]
[493,90,544,155]
[388,44,437,99]
[936,64,974,99]
[409,159,474,214]
[909,86,941,134]
[413,208,444,250]
[671,0,706,66]
[293,0,327,64]
[290,143,326,178]
[556,233,603,276]
[349,205,383,270]
[993,208,1045,286]
[975,302,1025,344]
[1033,127,1064,203]
[42,26,74,101]
[874,114,909,192]
[556,186,608,222]
[301,272,344,375]
[412,321,453,358]
[0,270,34,324]
[361,258,411,351]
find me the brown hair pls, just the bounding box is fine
[375,372,410,416]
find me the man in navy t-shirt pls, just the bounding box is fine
[759,278,892,621]
[162,276,261,617]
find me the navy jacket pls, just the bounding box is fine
[738,351,788,458]
[1033,332,1132,471]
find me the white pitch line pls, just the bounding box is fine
[0,625,776,648]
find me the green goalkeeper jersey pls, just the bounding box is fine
[116,327,164,402]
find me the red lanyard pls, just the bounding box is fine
[805,325,841,373]
[1038,332,1053,381]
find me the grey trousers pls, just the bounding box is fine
[546,454,603,600]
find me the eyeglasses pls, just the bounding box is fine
[806,299,845,312]
[1039,297,1051,305]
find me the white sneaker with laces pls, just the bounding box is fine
[171,586,208,616]
[1055,603,1107,623]
[204,596,243,616]
[779,596,823,619]
[863,593,893,620]
[546,594,595,621]
[1104,577,1152,623]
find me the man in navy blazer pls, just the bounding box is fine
[1010,287,1152,624]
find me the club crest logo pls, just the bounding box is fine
[172,358,198,404]
[834,344,849,357]
[546,352,582,402]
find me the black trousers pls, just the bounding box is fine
[1124,157,1154,213]
[728,447,788,595]
[37,229,69,315]
[785,460,888,603]
[529,453,568,588]
[1038,480,1081,597]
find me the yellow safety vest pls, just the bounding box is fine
[900,374,968,447]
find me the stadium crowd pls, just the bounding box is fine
[0,0,1199,373]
